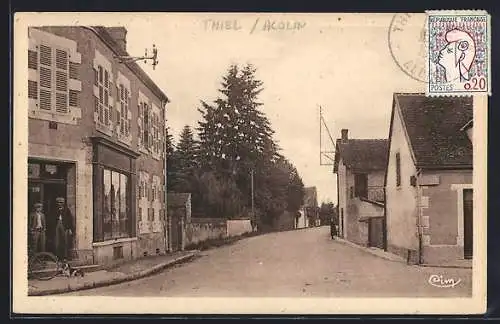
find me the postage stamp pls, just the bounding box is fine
[426,10,491,96]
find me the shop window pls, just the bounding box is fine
[28,161,67,180]
[102,168,131,240]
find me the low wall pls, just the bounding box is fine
[227,219,252,237]
[185,218,227,246]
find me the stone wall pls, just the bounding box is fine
[227,219,252,237]
[185,218,227,246]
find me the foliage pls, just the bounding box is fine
[319,201,337,226]
[169,63,306,225]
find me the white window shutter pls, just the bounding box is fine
[126,95,131,137]
[38,44,52,111]
[54,48,69,113]
[137,103,142,147]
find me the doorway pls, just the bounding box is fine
[463,188,473,259]
[170,206,184,252]
[28,181,67,255]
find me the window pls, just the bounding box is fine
[117,84,131,138]
[139,100,158,152]
[29,44,75,113]
[395,152,401,187]
[138,102,149,149]
[95,64,112,127]
[354,174,368,198]
[102,168,131,240]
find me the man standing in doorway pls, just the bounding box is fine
[53,197,74,260]
[29,202,46,253]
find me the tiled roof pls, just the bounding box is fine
[334,139,389,173]
[395,93,473,168]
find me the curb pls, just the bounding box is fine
[332,237,406,264]
[419,263,472,269]
[28,251,200,296]
[333,238,473,269]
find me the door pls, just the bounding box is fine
[28,182,43,251]
[368,218,384,249]
[170,207,184,252]
[43,183,67,255]
[463,189,473,259]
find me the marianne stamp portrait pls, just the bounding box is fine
[426,10,491,96]
[12,12,487,315]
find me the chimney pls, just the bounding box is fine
[341,129,348,143]
[106,27,128,52]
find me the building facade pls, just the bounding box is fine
[385,93,473,266]
[27,26,169,265]
[334,129,388,248]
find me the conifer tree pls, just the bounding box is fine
[171,125,198,193]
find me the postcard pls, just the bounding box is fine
[12,12,488,315]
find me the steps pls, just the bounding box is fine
[30,263,102,279]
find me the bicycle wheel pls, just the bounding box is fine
[29,252,61,281]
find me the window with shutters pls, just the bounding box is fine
[29,44,72,114]
[28,29,82,125]
[94,64,113,131]
[154,113,160,155]
[139,101,152,152]
[117,83,131,142]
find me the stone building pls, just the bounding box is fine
[27,26,169,265]
[385,93,473,266]
[333,130,388,248]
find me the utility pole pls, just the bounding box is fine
[250,169,255,225]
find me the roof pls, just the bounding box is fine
[334,139,389,173]
[393,93,473,169]
[89,26,170,103]
[167,193,191,207]
[303,187,318,207]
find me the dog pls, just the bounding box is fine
[58,260,85,278]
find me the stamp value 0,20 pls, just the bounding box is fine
[427,10,491,96]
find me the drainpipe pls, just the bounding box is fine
[162,99,169,253]
[415,168,423,265]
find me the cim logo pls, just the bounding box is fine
[428,274,462,288]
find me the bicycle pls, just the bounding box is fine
[28,250,62,281]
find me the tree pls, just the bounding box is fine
[319,201,337,226]
[165,126,177,191]
[170,125,198,193]
[196,63,306,226]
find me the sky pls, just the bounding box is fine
[122,13,423,204]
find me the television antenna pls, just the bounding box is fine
[114,44,159,70]
[319,105,336,166]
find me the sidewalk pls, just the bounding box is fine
[333,237,472,269]
[333,236,407,264]
[28,250,200,296]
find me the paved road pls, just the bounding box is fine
[66,226,472,297]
